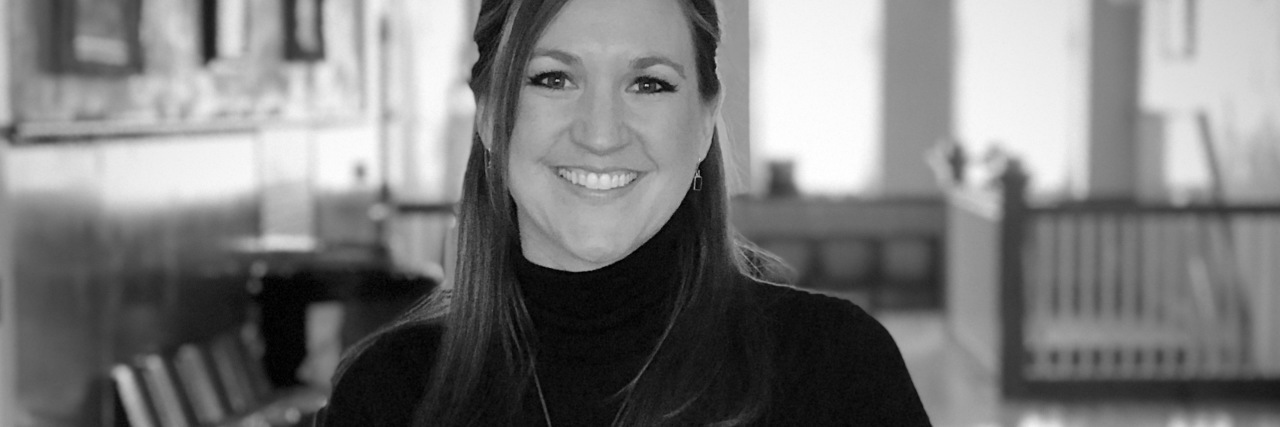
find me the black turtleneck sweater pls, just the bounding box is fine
[318,215,931,426]
[514,214,683,425]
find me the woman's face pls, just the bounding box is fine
[506,0,716,272]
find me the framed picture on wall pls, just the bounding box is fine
[53,0,144,75]
[202,0,251,63]
[284,0,325,62]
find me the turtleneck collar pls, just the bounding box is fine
[516,203,689,361]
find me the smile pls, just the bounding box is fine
[556,167,639,191]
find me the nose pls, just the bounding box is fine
[570,85,627,154]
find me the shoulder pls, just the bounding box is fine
[747,279,884,342]
[747,281,900,363]
[316,322,444,426]
[744,280,932,425]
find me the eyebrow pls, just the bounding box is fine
[531,49,686,79]
[631,55,686,79]
[531,48,581,67]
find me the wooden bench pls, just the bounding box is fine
[111,325,328,427]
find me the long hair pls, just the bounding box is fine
[391,0,775,424]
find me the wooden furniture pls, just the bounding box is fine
[111,325,327,427]
[946,161,1280,399]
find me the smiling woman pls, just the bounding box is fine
[317,0,930,425]
[507,0,717,272]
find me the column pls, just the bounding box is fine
[882,0,954,198]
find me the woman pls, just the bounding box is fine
[318,0,930,425]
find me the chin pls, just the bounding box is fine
[566,235,634,267]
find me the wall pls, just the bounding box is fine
[3,125,384,427]
[381,0,471,204]
[0,151,13,423]
[751,0,952,198]
[945,196,1001,375]
[954,0,1088,197]
[1139,0,1280,371]
[8,137,261,426]
[959,0,1280,202]
[1,0,15,421]
[718,0,750,195]
[0,144,12,425]
[1140,0,1280,202]
[0,0,8,123]
[751,0,882,195]
[1,1,382,425]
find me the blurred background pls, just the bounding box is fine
[1,0,1278,426]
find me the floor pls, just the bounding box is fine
[876,311,1280,427]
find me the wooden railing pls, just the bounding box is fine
[947,162,1280,399]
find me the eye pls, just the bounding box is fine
[528,71,575,90]
[630,76,678,95]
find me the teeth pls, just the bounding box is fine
[556,168,638,191]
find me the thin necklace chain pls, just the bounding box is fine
[531,366,632,427]
[532,366,554,427]
[530,342,663,427]
[529,291,682,426]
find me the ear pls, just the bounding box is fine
[698,93,723,163]
[475,100,494,151]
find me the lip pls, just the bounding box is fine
[552,165,640,174]
[551,165,644,197]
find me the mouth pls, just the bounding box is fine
[555,167,640,191]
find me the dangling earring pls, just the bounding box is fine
[692,169,703,191]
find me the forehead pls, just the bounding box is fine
[537,0,693,60]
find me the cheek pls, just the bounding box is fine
[507,117,555,216]
[507,98,568,174]
[511,99,559,153]
[645,104,710,169]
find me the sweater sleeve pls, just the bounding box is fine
[767,289,932,426]
[315,323,442,427]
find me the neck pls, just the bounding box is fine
[515,203,688,330]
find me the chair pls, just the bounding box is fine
[112,364,159,427]
[114,325,328,427]
[208,333,261,415]
[138,353,196,427]
[173,344,230,425]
